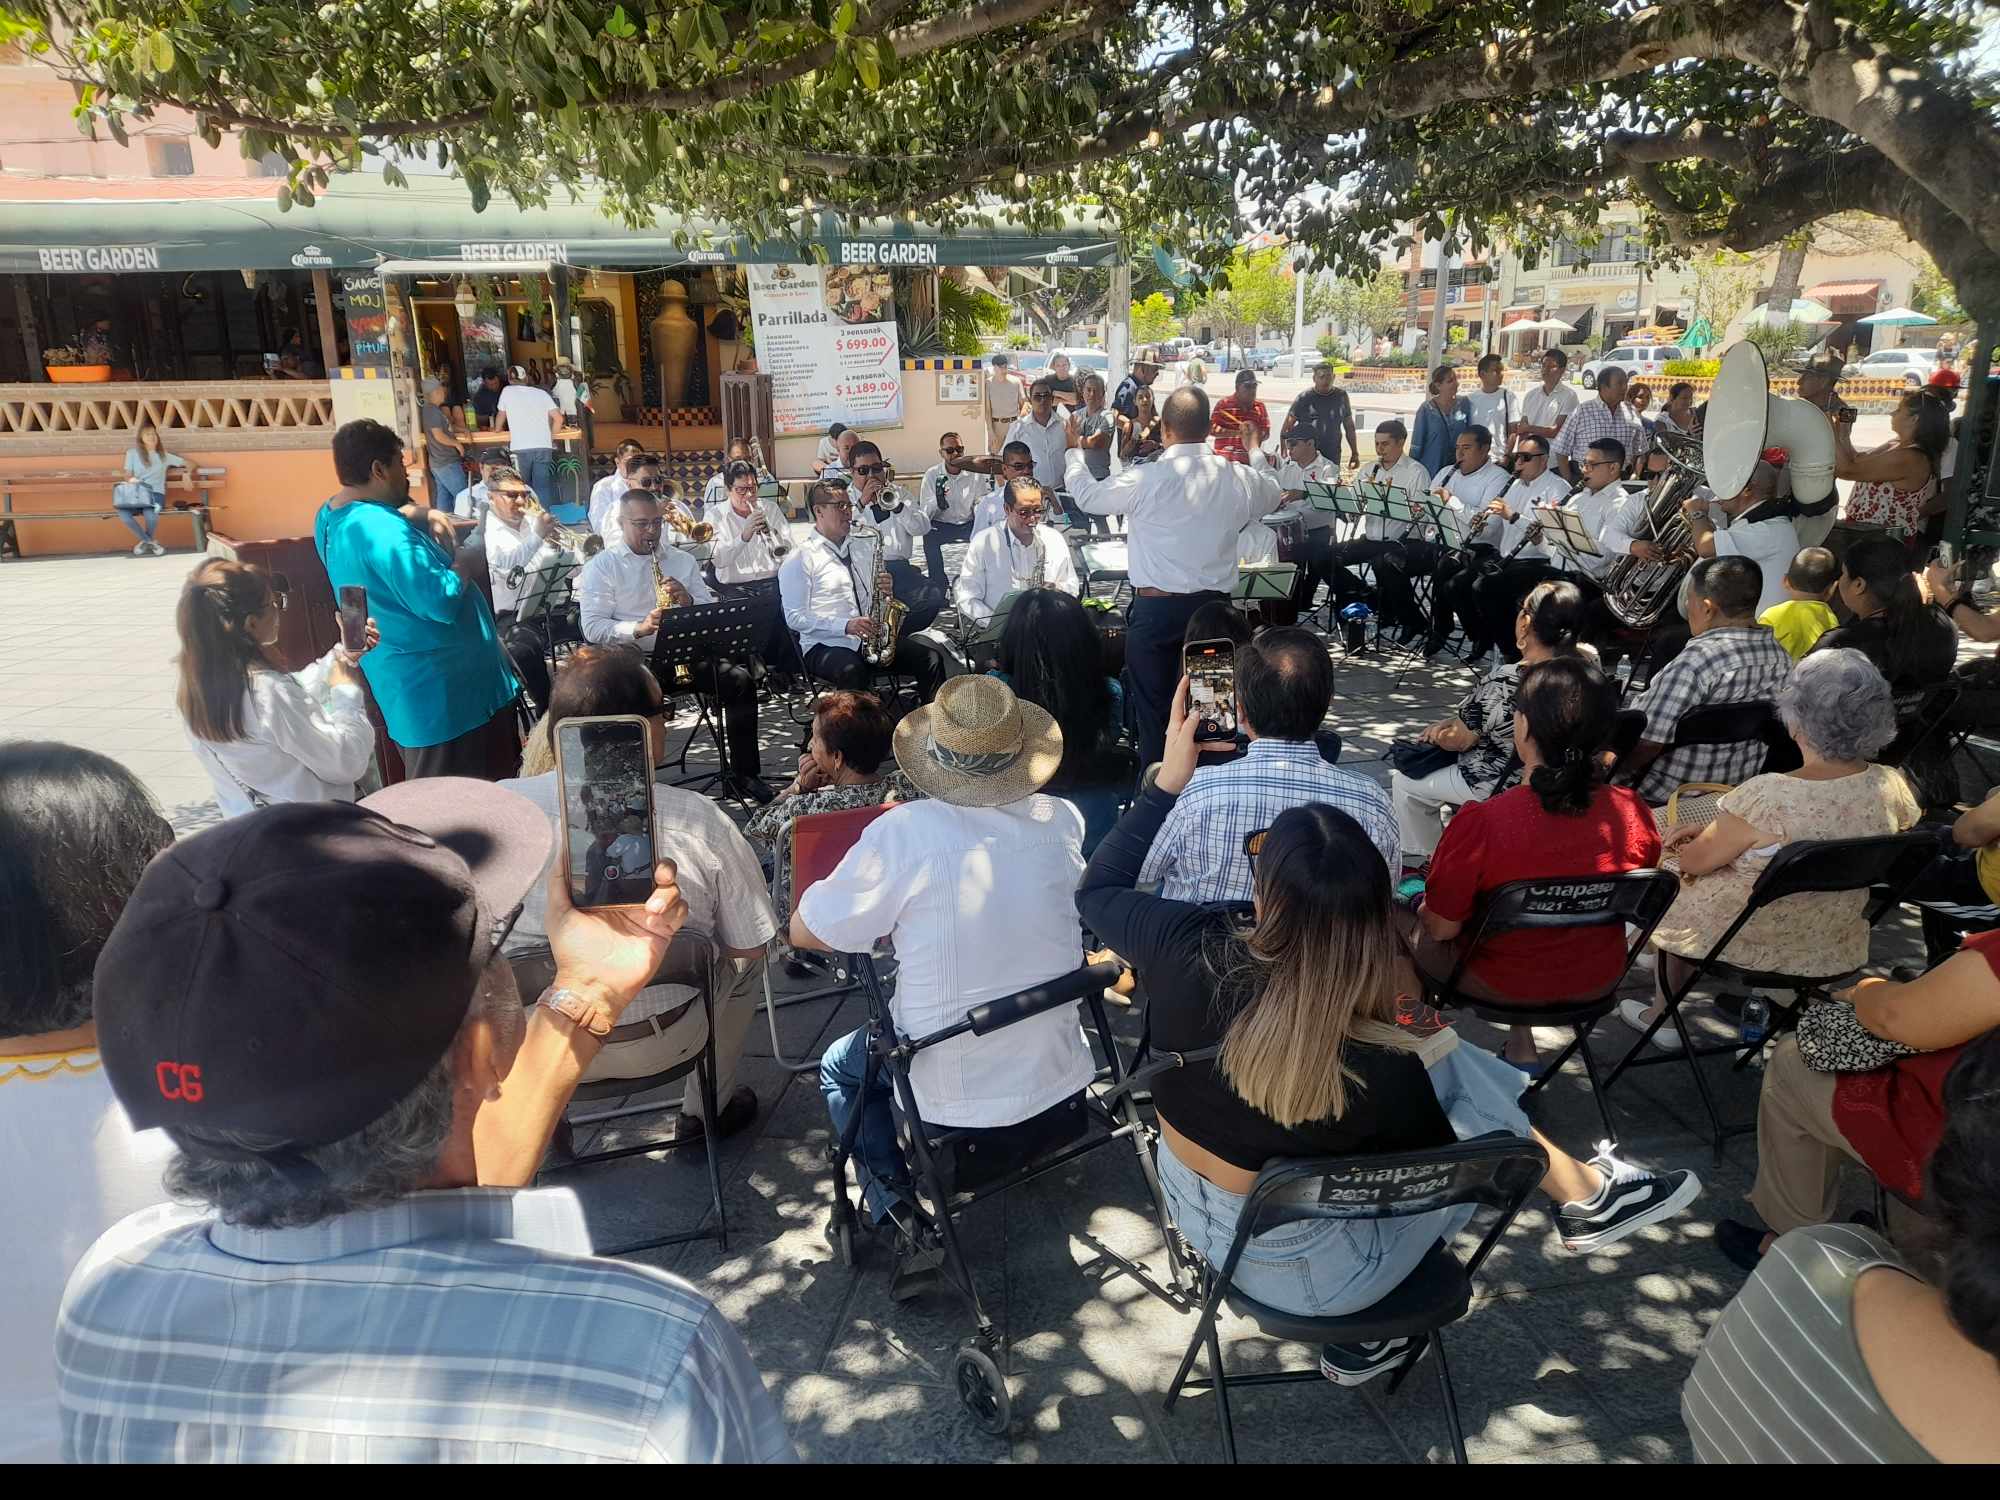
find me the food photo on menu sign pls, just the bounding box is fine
[747,262,905,437]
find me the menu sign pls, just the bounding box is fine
[336,273,390,370]
[747,263,904,436]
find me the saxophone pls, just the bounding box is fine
[1027,530,1047,591]
[650,547,678,612]
[849,520,906,667]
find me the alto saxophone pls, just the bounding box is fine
[849,520,906,667]
[650,549,694,687]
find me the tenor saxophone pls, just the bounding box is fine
[849,520,906,667]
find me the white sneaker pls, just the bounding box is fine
[146,540,166,556]
[132,540,149,555]
[1557,1146,1702,1252]
[1616,997,1682,1052]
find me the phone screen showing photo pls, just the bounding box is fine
[336,585,367,653]
[1183,639,1237,737]
[555,715,656,908]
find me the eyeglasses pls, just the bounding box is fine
[495,488,535,504]
[1517,451,1546,463]
[1031,391,1054,402]
[941,445,965,456]
[816,500,855,514]
[1003,459,1032,472]
[1584,458,1620,470]
[1010,507,1046,522]
[853,464,888,477]
[626,517,665,531]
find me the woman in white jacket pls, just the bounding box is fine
[176,559,380,816]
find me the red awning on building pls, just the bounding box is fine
[1806,279,1885,315]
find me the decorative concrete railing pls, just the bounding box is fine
[0,380,335,454]
[1341,365,1926,412]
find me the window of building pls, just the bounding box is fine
[145,136,195,177]
[256,152,290,179]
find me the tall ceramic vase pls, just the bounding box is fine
[650,280,698,410]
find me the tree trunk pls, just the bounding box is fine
[1766,235,1810,322]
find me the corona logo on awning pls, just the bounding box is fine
[685,249,728,264]
[1042,245,1082,264]
[290,244,335,267]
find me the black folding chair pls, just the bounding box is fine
[1880,683,1962,769]
[1602,830,1944,1159]
[1162,1135,1548,1464]
[1419,870,1681,1145]
[1605,708,1647,775]
[1627,699,1794,788]
[513,931,731,1255]
[826,957,1197,1436]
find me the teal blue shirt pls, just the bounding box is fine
[313,498,518,749]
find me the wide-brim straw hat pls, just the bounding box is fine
[893,676,1065,808]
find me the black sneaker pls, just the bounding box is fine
[1556,1145,1702,1252]
[1319,1337,1418,1387]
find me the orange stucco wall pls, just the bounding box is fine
[1,446,338,557]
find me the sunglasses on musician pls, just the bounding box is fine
[853,464,888,477]
[816,498,855,513]
[940,445,965,456]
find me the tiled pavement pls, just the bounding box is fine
[0,545,1934,1463]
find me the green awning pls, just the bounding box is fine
[0,176,1121,274]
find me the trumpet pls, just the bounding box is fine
[521,492,603,557]
[747,435,791,555]
[654,481,716,544]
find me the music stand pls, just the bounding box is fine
[646,596,772,806]
[961,590,1024,652]
[1535,504,1602,570]
[514,554,583,623]
[1432,502,1471,553]
[1233,565,1299,602]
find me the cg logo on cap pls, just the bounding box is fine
[155,1061,204,1102]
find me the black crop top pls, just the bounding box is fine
[1077,786,1453,1173]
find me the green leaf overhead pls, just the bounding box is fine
[8,1,1998,307]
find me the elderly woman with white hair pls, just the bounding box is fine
[1619,648,1922,1044]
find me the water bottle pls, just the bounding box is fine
[1739,995,1771,1046]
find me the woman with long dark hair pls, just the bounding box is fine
[176,559,379,815]
[1813,533,1956,695]
[993,588,1127,850]
[1416,654,1660,1070]
[1409,362,1472,476]
[1077,679,1697,1385]
[1833,390,1952,557]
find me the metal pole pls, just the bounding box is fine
[1107,259,1131,372]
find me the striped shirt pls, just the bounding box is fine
[57,1190,795,1464]
[1138,736,1400,903]
[1551,395,1652,471]
[1682,1224,1935,1463]
[1628,624,1795,803]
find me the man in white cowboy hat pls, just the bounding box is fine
[792,676,1092,1227]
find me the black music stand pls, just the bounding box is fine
[647,596,772,807]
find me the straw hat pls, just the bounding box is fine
[893,676,1065,808]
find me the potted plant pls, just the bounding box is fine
[43,333,113,383]
[586,360,634,422]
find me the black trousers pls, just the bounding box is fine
[494,610,553,713]
[690,648,764,777]
[1904,840,2000,964]
[715,576,795,669]
[883,558,946,633]
[1467,558,1568,659]
[805,638,951,702]
[398,702,522,783]
[923,518,976,585]
[1373,539,1446,637]
[1127,591,1226,765]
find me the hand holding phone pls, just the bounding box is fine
[1182,638,1237,740]
[554,714,658,908]
[337,585,368,654]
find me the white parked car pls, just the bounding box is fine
[1580,344,1686,389]
[1046,346,1111,376]
[1846,346,1940,389]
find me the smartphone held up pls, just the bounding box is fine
[336,585,368,654]
[1183,638,1237,739]
[554,714,657,908]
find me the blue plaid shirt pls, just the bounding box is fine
[57,1190,795,1464]
[1138,738,1401,903]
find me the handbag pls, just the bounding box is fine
[1384,739,1458,779]
[112,480,155,511]
[1796,998,1920,1074]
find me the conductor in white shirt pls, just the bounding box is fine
[703,459,795,669]
[954,479,1083,657]
[778,480,951,701]
[579,491,772,802]
[1064,385,1281,763]
[177,559,379,816]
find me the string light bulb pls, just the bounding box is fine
[1144,128,1161,148]
[778,175,791,192]
[1013,171,1027,189]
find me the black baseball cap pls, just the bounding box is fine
[97,782,552,1149]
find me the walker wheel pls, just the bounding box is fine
[954,1343,1011,1437]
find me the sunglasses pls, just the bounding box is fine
[495,487,535,503]
[1243,828,1268,868]
[817,499,855,513]
[853,464,888,477]
[941,445,965,456]
[1011,507,1046,521]
[1584,458,1620,470]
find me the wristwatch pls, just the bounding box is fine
[539,985,614,1038]
[1949,592,1978,616]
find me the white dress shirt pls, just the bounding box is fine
[1276,453,1342,532]
[185,651,375,817]
[587,472,629,536]
[484,508,560,615]
[796,796,1092,1127]
[858,486,929,563]
[1491,468,1573,559]
[702,496,791,584]
[1709,508,1801,618]
[452,480,489,519]
[779,529,877,656]
[953,522,1082,623]
[1520,380,1579,436]
[1351,455,1434,541]
[1562,482,1644,582]
[1007,410,1071,491]
[920,464,992,525]
[701,471,729,509]
[579,541,713,652]
[1064,444,1279,594]
[1428,461,1512,547]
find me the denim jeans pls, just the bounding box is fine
[819,1025,906,1223]
[513,447,557,509]
[1158,1045,1530,1318]
[430,460,469,510]
[115,501,161,542]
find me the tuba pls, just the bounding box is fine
[1602,431,1705,628]
[848,519,907,667]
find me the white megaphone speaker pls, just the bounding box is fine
[1703,342,1837,506]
